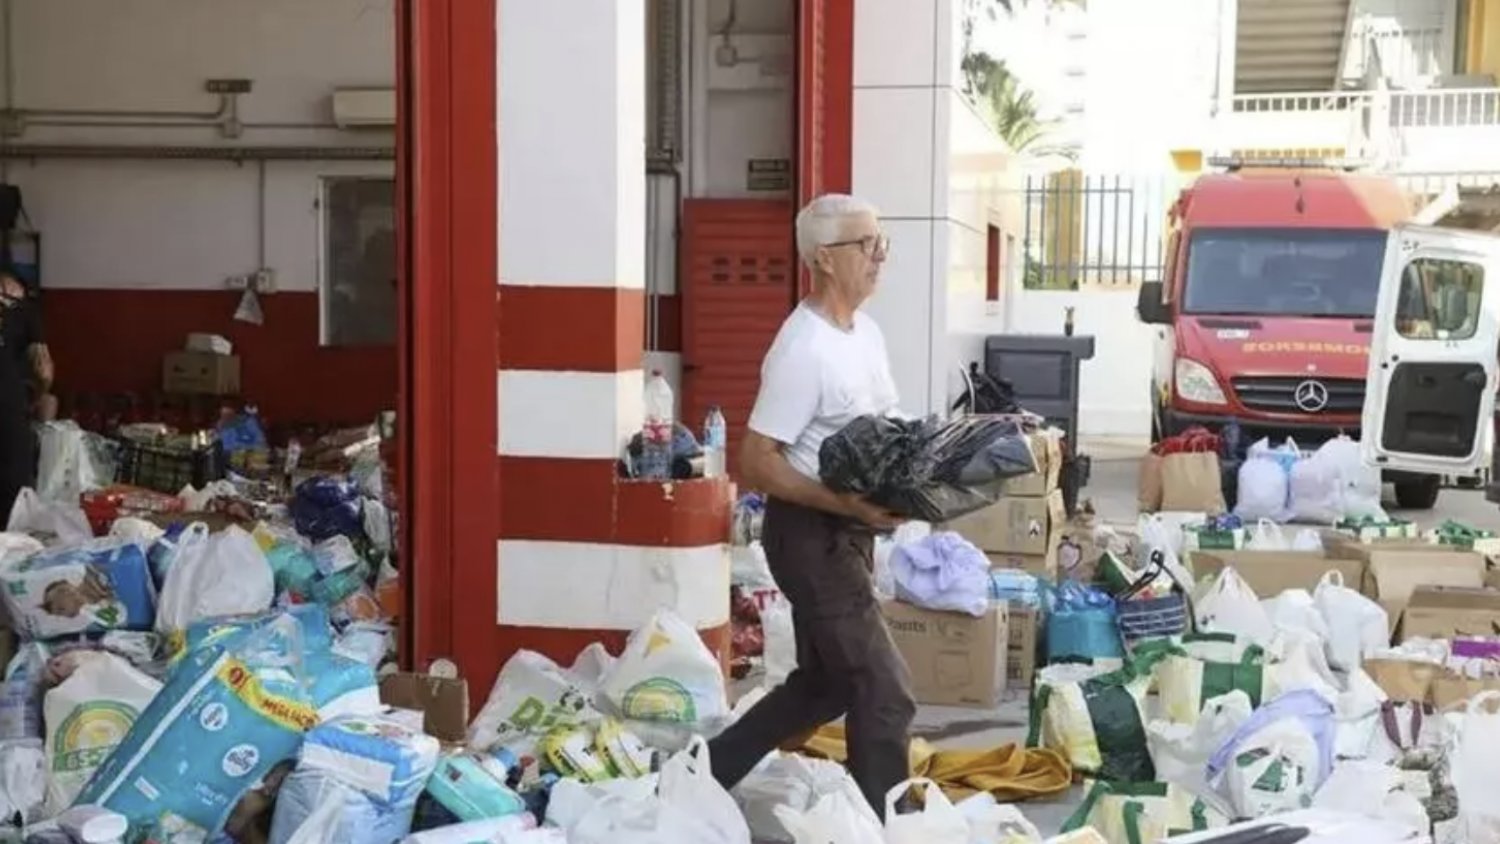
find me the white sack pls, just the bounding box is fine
[1313,570,1388,673]
[1195,567,1274,645]
[600,611,729,725]
[154,524,275,636]
[6,489,91,547]
[43,651,162,813]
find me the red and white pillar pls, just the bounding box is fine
[490,0,731,681]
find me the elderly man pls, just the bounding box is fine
[707,194,915,816]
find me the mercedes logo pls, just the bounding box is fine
[1294,380,1329,413]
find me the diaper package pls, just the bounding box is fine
[74,618,317,841]
[268,713,441,844]
[304,649,380,722]
[1,540,156,639]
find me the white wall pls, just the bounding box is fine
[2,0,395,291]
[853,0,1027,418]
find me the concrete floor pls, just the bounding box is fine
[897,440,1500,835]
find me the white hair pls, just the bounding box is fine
[794,193,879,269]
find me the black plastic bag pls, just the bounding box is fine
[819,414,1038,522]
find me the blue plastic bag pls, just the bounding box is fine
[76,616,318,841]
[291,478,364,542]
[0,540,157,640]
[1046,581,1123,663]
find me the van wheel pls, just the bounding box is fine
[1394,476,1441,510]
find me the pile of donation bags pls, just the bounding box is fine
[1013,512,1500,844]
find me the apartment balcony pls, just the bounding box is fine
[1212,85,1500,171]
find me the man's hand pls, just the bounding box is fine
[839,493,904,531]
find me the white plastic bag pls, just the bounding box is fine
[1333,668,1387,760]
[736,753,870,844]
[584,736,747,844]
[1146,691,1254,795]
[772,775,884,844]
[1218,715,1325,818]
[6,488,92,546]
[1195,567,1274,645]
[468,650,602,754]
[548,774,660,833]
[884,778,969,844]
[1448,691,1500,843]
[36,422,108,505]
[761,596,797,689]
[43,651,162,813]
[956,793,1043,843]
[1234,440,1291,523]
[1313,759,1429,835]
[1263,589,1331,645]
[155,524,275,636]
[1135,513,1197,590]
[1320,435,1384,520]
[1246,519,1288,551]
[1289,450,1343,525]
[0,739,45,826]
[1291,529,1323,552]
[1314,570,1389,673]
[600,610,729,725]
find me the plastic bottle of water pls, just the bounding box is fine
[640,370,674,480]
[703,406,727,478]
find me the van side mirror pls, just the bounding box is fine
[1137,281,1171,325]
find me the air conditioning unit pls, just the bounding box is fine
[332,88,396,128]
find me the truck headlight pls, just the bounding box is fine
[1175,358,1227,406]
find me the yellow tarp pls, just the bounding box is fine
[797,724,1073,803]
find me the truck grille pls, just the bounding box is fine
[1230,377,1364,415]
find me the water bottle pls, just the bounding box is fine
[703,406,727,478]
[640,370,674,480]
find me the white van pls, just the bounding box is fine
[1360,225,1500,482]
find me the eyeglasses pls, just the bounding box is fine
[824,233,890,260]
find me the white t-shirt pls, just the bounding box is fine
[747,303,900,479]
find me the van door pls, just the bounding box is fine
[1362,224,1500,475]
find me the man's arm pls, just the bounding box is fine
[740,430,899,529]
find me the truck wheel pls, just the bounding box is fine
[1394,476,1441,510]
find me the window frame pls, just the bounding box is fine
[318,174,399,348]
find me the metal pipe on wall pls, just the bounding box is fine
[653,0,683,162]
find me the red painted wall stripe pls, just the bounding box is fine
[498,286,645,372]
[498,457,732,547]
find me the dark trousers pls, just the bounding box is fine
[709,497,916,817]
[0,405,32,524]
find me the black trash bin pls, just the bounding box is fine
[982,334,1097,515]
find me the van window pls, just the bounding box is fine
[1181,228,1387,317]
[1395,257,1484,341]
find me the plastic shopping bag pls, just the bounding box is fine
[570,737,751,844]
[771,774,884,844]
[1207,690,1336,820]
[36,421,112,505]
[734,753,861,843]
[600,611,729,725]
[1289,449,1343,525]
[1028,662,1155,782]
[0,739,45,826]
[1147,690,1255,795]
[1060,780,1227,844]
[890,532,990,617]
[6,488,92,546]
[43,651,162,813]
[1234,440,1290,523]
[760,596,797,689]
[1314,570,1388,673]
[1449,691,1500,843]
[155,524,275,639]
[1319,435,1384,520]
[955,793,1044,843]
[468,650,603,755]
[1195,567,1275,645]
[884,778,969,844]
[1245,520,1289,551]
[1151,644,1269,726]
[1046,582,1123,664]
[0,643,47,741]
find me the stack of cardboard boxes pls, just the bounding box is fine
[163,333,241,397]
[881,430,1063,708]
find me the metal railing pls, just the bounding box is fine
[1229,87,1500,126]
[1016,173,1171,290]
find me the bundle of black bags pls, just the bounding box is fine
[818,414,1038,522]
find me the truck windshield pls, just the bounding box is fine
[1182,228,1388,317]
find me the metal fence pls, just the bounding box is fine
[1016,172,1172,290]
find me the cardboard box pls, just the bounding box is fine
[1006,605,1039,692]
[379,672,470,744]
[987,548,1057,578]
[948,490,1065,556]
[1327,539,1487,632]
[882,600,1008,708]
[1190,550,1365,598]
[1401,585,1500,641]
[163,351,241,396]
[999,432,1063,498]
